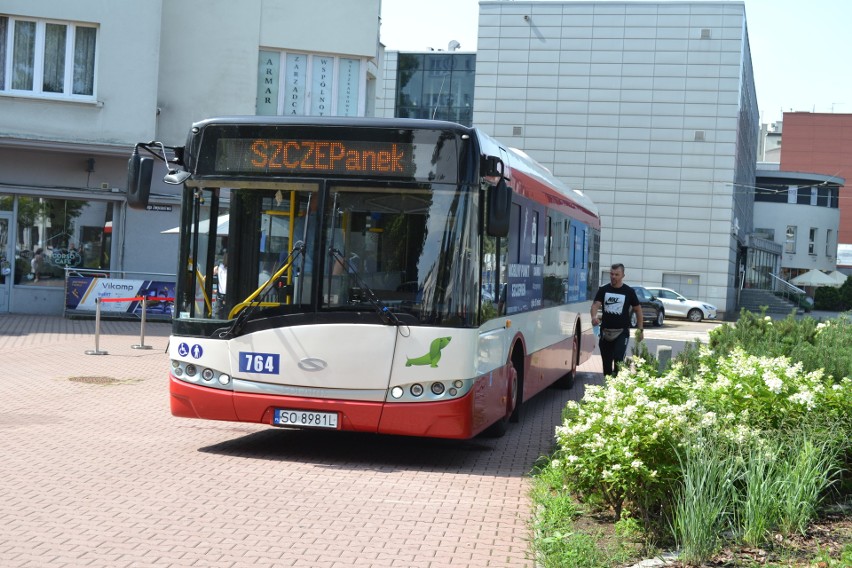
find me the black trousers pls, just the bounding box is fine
[599,328,630,376]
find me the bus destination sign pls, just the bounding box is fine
[215,138,417,178]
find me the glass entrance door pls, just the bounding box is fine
[0,212,12,313]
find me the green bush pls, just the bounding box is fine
[536,314,852,566]
[550,315,852,522]
[815,277,852,311]
[706,310,852,383]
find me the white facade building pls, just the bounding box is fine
[0,0,381,314]
[473,1,759,318]
[753,167,842,278]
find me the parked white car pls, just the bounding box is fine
[643,287,717,322]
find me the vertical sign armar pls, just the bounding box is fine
[256,51,279,116]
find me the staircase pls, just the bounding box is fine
[738,289,801,316]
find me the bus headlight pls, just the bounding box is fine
[386,378,474,402]
[171,360,232,391]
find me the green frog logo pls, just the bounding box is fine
[406,336,452,368]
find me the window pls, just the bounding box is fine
[753,227,774,240]
[0,15,97,98]
[16,196,112,287]
[784,225,796,254]
[256,50,364,117]
[754,185,786,204]
[826,229,833,257]
[809,227,817,255]
[787,186,797,204]
[395,53,475,126]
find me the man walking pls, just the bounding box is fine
[590,263,643,376]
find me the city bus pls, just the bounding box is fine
[128,116,600,438]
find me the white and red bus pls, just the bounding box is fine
[128,117,600,438]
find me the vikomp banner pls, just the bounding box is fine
[65,276,175,319]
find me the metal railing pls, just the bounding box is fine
[768,272,808,306]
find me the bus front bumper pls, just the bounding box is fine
[169,374,482,439]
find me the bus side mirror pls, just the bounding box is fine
[487,178,511,237]
[127,153,153,209]
[480,155,502,178]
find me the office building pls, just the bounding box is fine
[0,0,381,314]
[473,1,759,317]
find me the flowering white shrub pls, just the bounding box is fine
[553,346,852,520]
[555,359,688,519]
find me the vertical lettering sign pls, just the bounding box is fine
[310,57,333,116]
[285,53,305,115]
[256,51,280,116]
[337,58,360,116]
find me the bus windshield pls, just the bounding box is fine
[322,183,477,325]
[176,180,480,331]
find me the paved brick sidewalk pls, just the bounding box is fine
[0,314,604,568]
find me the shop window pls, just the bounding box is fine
[15,196,112,286]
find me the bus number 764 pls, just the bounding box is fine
[239,352,280,374]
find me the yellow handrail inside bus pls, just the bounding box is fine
[188,257,213,316]
[228,258,295,319]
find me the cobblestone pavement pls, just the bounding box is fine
[0,314,613,568]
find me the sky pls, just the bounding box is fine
[379,0,852,125]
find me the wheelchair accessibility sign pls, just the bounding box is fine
[178,342,203,359]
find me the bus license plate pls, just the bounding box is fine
[273,409,339,429]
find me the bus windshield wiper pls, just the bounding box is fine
[219,242,305,338]
[328,247,401,326]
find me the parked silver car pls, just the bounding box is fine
[643,287,717,322]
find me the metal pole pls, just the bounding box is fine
[85,297,108,355]
[132,296,153,350]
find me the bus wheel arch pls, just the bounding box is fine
[481,337,525,438]
[508,338,525,423]
[553,319,580,389]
